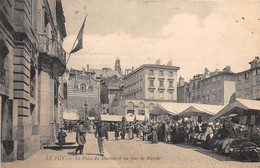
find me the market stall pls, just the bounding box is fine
[178,104,224,123]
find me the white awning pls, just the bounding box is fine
[63,112,79,120]
[208,98,260,122]
[178,104,224,117]
[100,115,122,122]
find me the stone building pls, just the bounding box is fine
[0,0,66,161]
[113,63,180,116]
[235,57,260,100]
[100,75,124,114]
[177,66,235,105]
[64,68,100,119]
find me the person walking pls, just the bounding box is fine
[69,120,73,133]
[57,127,67,150]
[75,121,87,154]
[95,122,109,156]
[151,123,158,144]
[115,123,120,140]
[142,124,148,141]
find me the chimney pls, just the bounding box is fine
[204,68,210,78]
[249,56,260,69]
[156,59,161,65]
[82,67,85,76]
[179,76,184,87]
[87,64,90,71]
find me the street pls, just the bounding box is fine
[1,132,259,168]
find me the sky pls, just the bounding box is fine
[62,0,260,81]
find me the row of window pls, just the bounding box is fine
[125,72,143,84]
[149,90,173,99]
[149,69,173,77]
[238,69,260,81]
[149,79,174,88]
[124,80,143,93]
[74,84,93,92]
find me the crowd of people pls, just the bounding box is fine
[58,117,259,161]
[112,118,259,161]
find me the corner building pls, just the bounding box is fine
[113,64,180,116]
[0,0,66,161]
[177,66,235,105]
[235,57,260,100]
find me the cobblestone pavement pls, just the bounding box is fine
[1,132,259,168]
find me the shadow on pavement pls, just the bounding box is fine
[173,143,236,162]
[85,153,101,156]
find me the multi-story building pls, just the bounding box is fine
[113,63,180,116]
[0,0,66,161]
[64,68,100,119]
[177,66,235,105]
[235,57,260,100]
[63,62,122,118]
[100,76,124,114]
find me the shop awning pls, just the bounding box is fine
[125,113,135,122]
[150,103,192,116]
[100,115,122,122]
[135,115,148,121]
[208,98,260,122]
[63,110,79,120]
[178,104,224,117]
[87,117,95,120]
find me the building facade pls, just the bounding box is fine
[64,68,100,119]
[177,66,235,105]
[0,0,66,161]
[235,57,260,100]
[113,64,180,116]
[124,64,179,101]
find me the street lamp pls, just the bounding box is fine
[84,102,88,120]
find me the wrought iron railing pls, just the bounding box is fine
[38,34,66,65]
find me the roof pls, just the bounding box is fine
[150,103,224,116]
[125,113,135,122]
[123,64,180,79]
[208,98,260,122]
[63,112,79,120]
[177,104,224,117]
[135,115,148,121]
[87,117,95,120]
[100,115,122,122]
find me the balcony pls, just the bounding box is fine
[38,34,66,66]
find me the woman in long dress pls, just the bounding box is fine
[152,124,158,144]
[115,123,120,140]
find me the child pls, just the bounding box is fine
[57,128,67,150]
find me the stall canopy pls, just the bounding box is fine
[178,104,224,117]
[63,113,79,120]
[208,98,260,122]
[125,113,135,122]
[87,117,95,120]
[150,103,193,116]
[135,115,148,121]
[100,115,122,122]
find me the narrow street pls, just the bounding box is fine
[1,132,259,168]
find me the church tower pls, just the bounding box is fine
[115,58,122,75]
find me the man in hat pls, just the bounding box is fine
[75,121,87,154]
[57,127,67,150]
[95,121,108,156]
